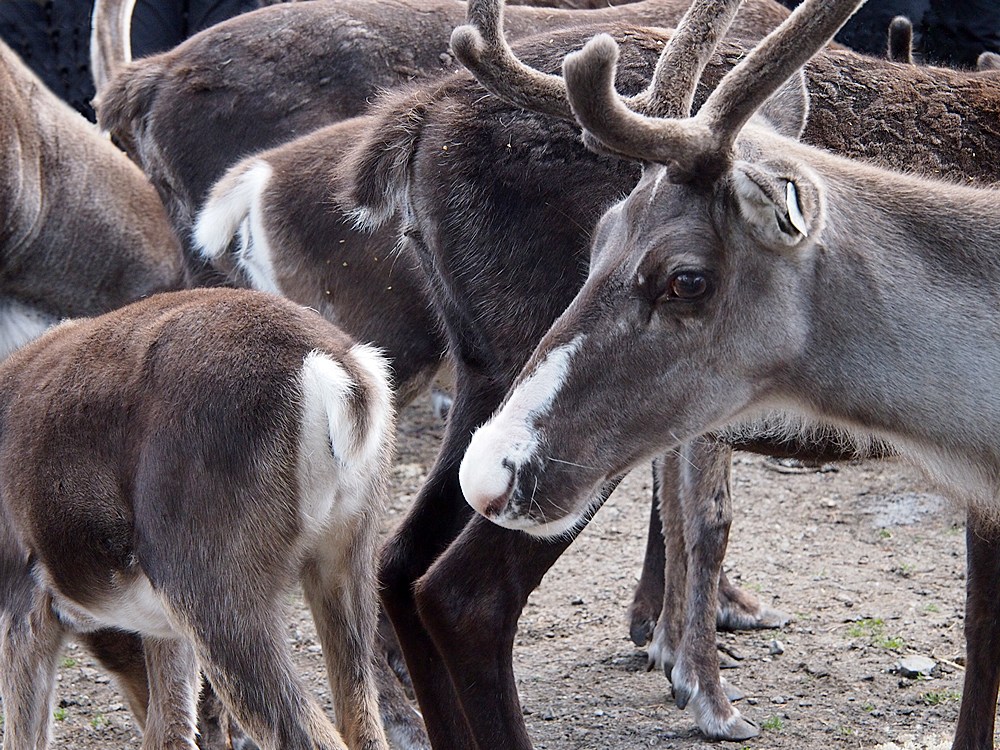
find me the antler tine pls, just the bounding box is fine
[626,0,744,119]
[450,0,575,120]
[564,0,865,175]
[697,0,865,153]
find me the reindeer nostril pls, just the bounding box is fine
[480,459,518,517]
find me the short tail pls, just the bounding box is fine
[193,159,273,261]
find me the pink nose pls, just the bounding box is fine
[460,457,517,519]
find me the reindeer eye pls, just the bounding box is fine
[667,272,710,300]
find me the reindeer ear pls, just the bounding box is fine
[732,160,822,248]
[752,70,808,140]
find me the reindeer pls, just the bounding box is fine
[193,115,446,410]
[0,288,395,750]
[0,37,184,359]
[456,0,1000,746]
[334,1,1000,744]
[93,0,790,282]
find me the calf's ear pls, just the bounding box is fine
[731,159,823,248]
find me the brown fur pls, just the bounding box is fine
[93,0,790,281]
[0,289,395,750]
[0,39,183,351]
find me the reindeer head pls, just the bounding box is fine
[456,0,864,536]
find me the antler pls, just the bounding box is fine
[90,0,137,94]
[451,0,742,121]
[450,0,574,119]
[563,0,865,175]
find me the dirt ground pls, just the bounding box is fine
[36,395,975,749]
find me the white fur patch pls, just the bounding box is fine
[194,160,281,294]
[459,337,583,517]
[0,299,59,360]
[50,573,176,639]
[296,347,392,529]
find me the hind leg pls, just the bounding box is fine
[185,602,346,750]
[141,636,200,750]
[301,511,391,750]
[79,629,151,728]
[0,587,67,750]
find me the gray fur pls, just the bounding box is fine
[461,0,1000,746]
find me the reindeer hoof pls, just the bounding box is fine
[754,605,792,629]
[721,678,744,702]
[717,716,759,742]
[630,612,657,646]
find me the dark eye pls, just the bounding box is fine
[668,272,710,300]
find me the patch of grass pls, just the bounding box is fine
[878,529,892,540]
[921,690,961,706]
[862,702,876,713]
[53,707,68,722]
[838,725,856,736]
[847,617,884,638]
[90,714,109,729]
[924,603,941,614]
[61,656,77,668]
[761,716,784,731]
[846,617,905,650]
[878,633,906,650]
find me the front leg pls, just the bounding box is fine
[413,498,610,750]
[628,460,667,647]
[951,510,1000,750]
[663,438,758,741]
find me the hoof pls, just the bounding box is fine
[754,605,792,629]
[715,717,759,742]
[721,679,744,702]
[671,679,693,711]
[630,613,657,647]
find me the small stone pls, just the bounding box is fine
[771,695,787,705]
[571,597,584,606]
[804,662,830,678]
[897,655,937,678]
[769,639,785,656]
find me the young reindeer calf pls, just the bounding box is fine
[458,0,1000,746]
[0,288,393,750]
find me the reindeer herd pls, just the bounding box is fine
[0,0,999,748]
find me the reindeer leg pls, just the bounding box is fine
[186,603,346,750]
[79,628,151,729]
[379,373,503,750]
[301,511,395,750]
[628,459,666,647]
[0,585,66,750]
[648,452,688,676]
[140,636,200,750]
[952,511,1000,750]
[668,438,759,741]
[414,511,592,750]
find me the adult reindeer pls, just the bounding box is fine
[94,0,790,282]
[458,0,1000,746]
[0,37,184,358]
[338,0,1000,745]
[0,288,394,750]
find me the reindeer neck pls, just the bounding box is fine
[790,153,1000,502]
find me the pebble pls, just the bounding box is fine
[897,655,937,678]
[769,639,785,656]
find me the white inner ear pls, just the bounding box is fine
[785,181,809,237]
